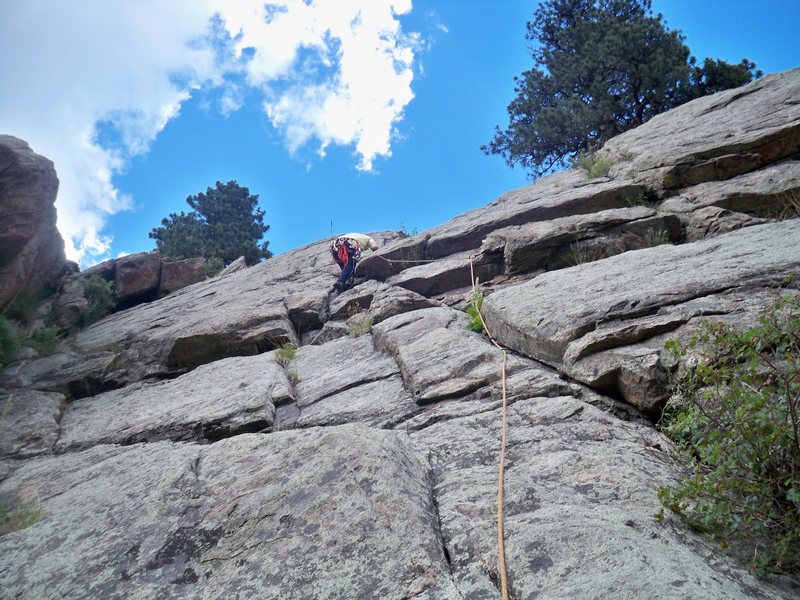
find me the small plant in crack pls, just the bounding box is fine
[275,343,296,367]
[643,227,669,247]
[564,241,606,266]
[465,287,485,334]
[285,370,300,386]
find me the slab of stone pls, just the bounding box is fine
[369,284,442,324]
[386,250,500,297]
[0,389,65,459]
[482,206,681,275]
[373,307,530,404]
[482,221,800,412]
[292,334,399,408]
[605,68,800,189]
[294,375,419,429]
[55,354,286,452]
[411,396,795,599]
[0,426,461,599]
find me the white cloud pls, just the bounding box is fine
[0,0,419,266]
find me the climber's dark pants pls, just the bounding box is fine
[332,246,358,288]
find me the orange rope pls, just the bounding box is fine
[362,252,510,598]
[469,256,509,600]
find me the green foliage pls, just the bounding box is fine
[347,315,373,337]
[643,227,669,247]
[465,289,485,333]
[1,292,37,324]
[275,343,296,367]
[81,276,116,326]
[483,0,760,178]
[565,241,606,266]
[206,257,224,277]
[149,180,272,266]
[658,292,800,573]
[28,326,59,356]
[0,497,43,535]
[0,317,18,368]
[572,151,613,178]
[286,370,300,385]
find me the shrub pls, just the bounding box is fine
[286,370,300,385]
[206,257,224,277]
[80,276,116,326]
[565,241,606,266]
[572,151,613,179]
[2,292,37,324]
[658,291,800,573]
[347,315,373,337]
[465,289,485,333]
[0,317,17,368]
[28,325,59,356]
[275,343,296,367]
[643,227,669,247]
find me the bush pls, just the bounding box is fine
[572,151,613,179]
[2,292,37,324]
[0,317,17,368]
[275,343,296,367]
[81,276,116,326]
[28,325,59,356]
[658,291,800,573]
[465,289,485,333]
[347,315,373,337]
[206,257,224,277]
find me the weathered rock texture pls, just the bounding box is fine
[2,69,800,599]
[0,135,71,306]
[54,252,209,329]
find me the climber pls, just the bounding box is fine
[329,232,380,293]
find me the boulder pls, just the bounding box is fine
[0,136,70,306]
[114,252,162,308]
[157,257,207,297]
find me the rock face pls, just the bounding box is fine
[54,253,209,328]
[2,69,800,599]
[0,136,72,306]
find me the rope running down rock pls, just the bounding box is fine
[378,253,511,600]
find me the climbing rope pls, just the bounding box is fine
[468,256,510,600]
[343,251,511,598]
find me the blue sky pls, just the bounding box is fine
[1,1,798,266]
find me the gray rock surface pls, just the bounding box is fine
[605,68,800,189]
[0,136,70,306]
[482,206,680,275]
[115,252,162,307]
[0,426,461,599]
[0,389,65,459]
[55,354,285,452]
[482,220,800,414]
[411,396,789,599]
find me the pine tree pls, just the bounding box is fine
[483,0,760,178]
[149,180,272,265]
